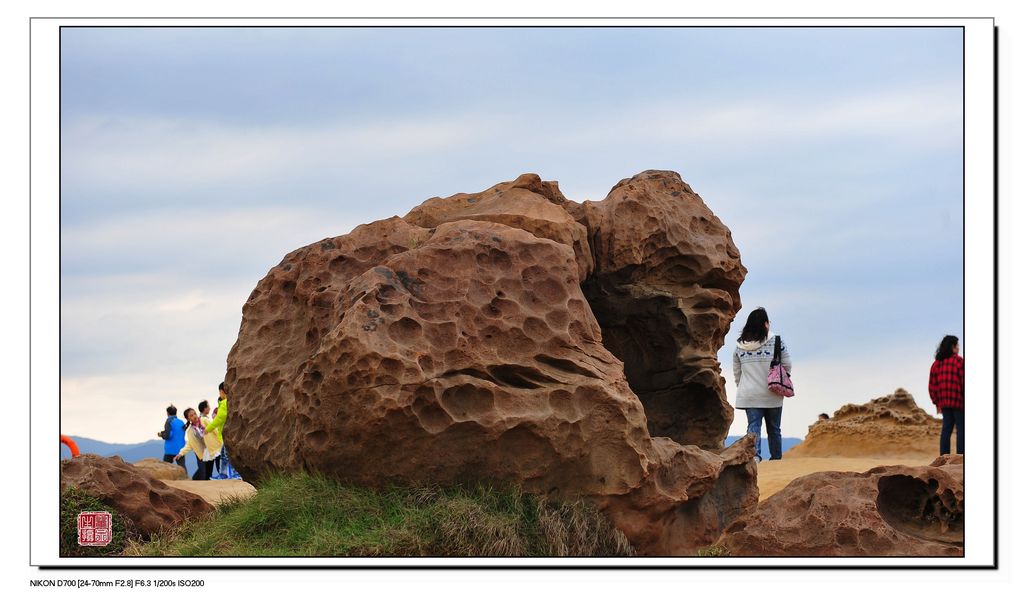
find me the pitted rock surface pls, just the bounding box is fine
[225,171,751,554]
[571,171,745,448]
[404,173,594,281]
[61,455,214,538]
[786,388,949,459]
[717,455,964,556]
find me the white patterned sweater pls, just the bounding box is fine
[732,332,792,409]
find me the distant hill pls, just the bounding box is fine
[724,435,803,456]
[61,435,198,475]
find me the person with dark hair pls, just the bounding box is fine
[206,382,238,479]
[817,413,830,421]
[176,408,214,480]
[929,335,964,455]
[197,399,223,476]
[158,404,186,469]
[205,383,229,441]
[732,308,792,462]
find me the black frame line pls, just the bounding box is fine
[991,25,999,569]
[36,18,994,569]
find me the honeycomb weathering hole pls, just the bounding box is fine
[876,475,964,546]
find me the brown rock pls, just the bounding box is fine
[224,171,751,554]
[573,171,746,448]
[133,457,188,480]
[787,388,950,459]
[717,457,964,556]
[599,434,759,555]
[61,455,214,538]
[405,174,594,280]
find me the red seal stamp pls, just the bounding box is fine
[77,511,112,547]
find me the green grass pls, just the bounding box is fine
[130,473,633,557]
[695,544,731,557]
[60,487,143,557]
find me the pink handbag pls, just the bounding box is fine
[767,335,794,397]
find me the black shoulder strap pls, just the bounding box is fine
[772,335,781,366]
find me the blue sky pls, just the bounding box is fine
[60,27,964,443]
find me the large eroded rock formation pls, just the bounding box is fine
[718,455,964,556]
[786,388,949,459]
[224,171,751,554]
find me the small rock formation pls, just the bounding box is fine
[224,171,751,554]
[61,455,214,538]
[597,436,758,555]
[133,457,188,480]
[718,455,964,556]
[786,388,948,459]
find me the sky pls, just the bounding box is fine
[59,26,964,443]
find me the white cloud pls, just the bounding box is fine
[61,205,354,258]
[60,273,251,377]
[61,273,248,326]
[62,372,222,444]
[155,291,210,314]
[549,81,963,152]
[60,273,250,445]
[60,207,361,440]
[60,81,962,199]
[61,113,491,190]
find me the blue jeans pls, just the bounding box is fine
[745,407,783,461]
[940,408,964,455]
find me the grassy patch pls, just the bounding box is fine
[132,473,632,557]
[695,544,731,557]
[60,487,143,557]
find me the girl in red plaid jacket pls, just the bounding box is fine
[928,335,964,455]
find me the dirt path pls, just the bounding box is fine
[756,456,935,500]
[162,479,257,506]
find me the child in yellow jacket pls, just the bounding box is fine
[205,383,229,442]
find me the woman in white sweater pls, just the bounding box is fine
[175,407,213,480]
[733,307,792,462]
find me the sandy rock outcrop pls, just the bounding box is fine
[224,171,751,554]
[61,455,214,538]
[718,455,963,556]
[786,388,948,458]
[133,457,188,480]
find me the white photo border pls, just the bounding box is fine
[31,16,996,568]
